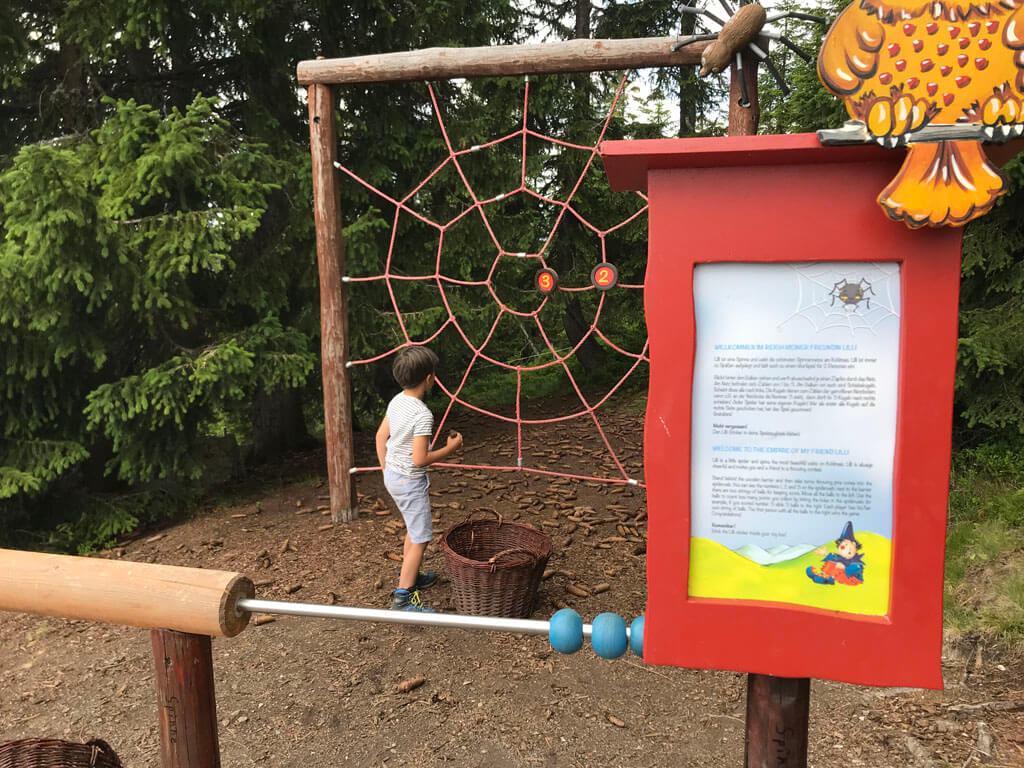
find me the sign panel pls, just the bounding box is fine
[690,262,900,616]
[601,133,964,688]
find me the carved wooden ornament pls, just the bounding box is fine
[817,0,1024,227]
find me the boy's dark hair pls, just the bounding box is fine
[392,346,439,388]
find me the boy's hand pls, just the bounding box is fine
[446,431,463,451]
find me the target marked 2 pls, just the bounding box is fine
[591,263,618,291]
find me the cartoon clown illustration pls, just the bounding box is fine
[806,521,865,586]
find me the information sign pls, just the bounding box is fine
[690,262,899,616]
[600,133,965,689]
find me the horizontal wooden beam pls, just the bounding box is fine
[0,548,254,637]
[297,37,710,85]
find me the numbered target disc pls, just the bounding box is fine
[535,268,559,295]
[590,262,618,291]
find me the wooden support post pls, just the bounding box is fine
[152,630,221,768]
[309,81,357,523]
[744,675,810,768]
[725,30,811,767]
[727,49,760,137]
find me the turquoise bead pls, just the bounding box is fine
[629,615,644,657]
[591,612,628,659]
[549,608,583,654]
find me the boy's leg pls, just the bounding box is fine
[383,470,435,608]
[398,532,428,590]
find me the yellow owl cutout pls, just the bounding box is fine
[818,0,1024,227]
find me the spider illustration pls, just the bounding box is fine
[830,278,874,310]
[671,1,827,108]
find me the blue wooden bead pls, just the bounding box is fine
[549,608,583,654]
[591,612,628,659]
[629,615,644,657]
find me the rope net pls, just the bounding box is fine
[338,74,648,487]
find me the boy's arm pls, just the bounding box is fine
[375,416,389,470]
[411,431,463,467]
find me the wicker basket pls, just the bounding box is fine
[0,739,123,768]
[441,509,552,618]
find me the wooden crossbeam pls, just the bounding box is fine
[297,37,710,85]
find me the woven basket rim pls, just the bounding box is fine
[440,517,552,569]
[0,737,123,767]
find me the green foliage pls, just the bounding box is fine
[0,0,528,551]
[946,446,1024,643]
[756,0,848,135]
[0,441,91,498]
[48,484,201,554]
[956,155,1024,443]
[0,95,317,547]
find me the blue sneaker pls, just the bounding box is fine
[414,570,438,590]
[390,589,435,612]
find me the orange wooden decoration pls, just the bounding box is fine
[818,0,1024,227]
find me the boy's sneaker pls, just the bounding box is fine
[414,570,438,590]
[390,589,435,612]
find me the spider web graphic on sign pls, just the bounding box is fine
[337,74,648,487]
[777,263,901,336]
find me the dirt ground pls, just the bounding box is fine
[2,401,1024,767]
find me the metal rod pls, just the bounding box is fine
[819,119,1024,145]
[238,598,619,639]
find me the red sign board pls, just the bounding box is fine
[601,133,961,689]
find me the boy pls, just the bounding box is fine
[376,346,462,612]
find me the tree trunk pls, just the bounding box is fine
[563,297,607,374]
[57,38,89,134]
[165,4,195,112]
[247,387,311,466]
[575,0,591,39]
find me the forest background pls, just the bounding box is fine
[1,0,1023,643]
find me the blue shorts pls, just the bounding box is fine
[383,468,433,544]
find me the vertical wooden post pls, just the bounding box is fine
[309,81,357,523]
[744,675,810,768]
[727,0,761,137]
[726,33,811,767]
[152,630,220,768]
[727,49,760,136]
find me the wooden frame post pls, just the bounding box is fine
[309,81,357,523]
[728,49,760,137]
[152,630,221,768]
[724,34,811,768]
[744,675,810,767]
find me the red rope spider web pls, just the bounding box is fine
[338,74,648,487]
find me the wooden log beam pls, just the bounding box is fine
[297,37,711,85]
[308,83,357,523]
[152,630,221,768]
[0,549,254,637]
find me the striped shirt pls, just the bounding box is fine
[385,393,434,478]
